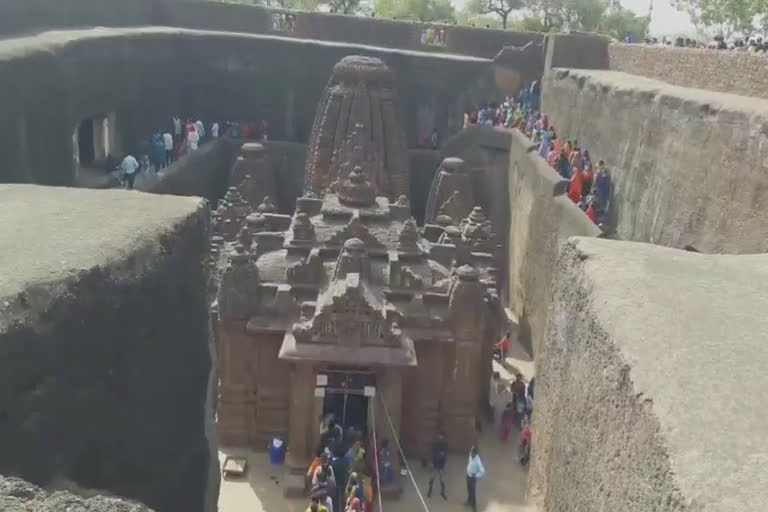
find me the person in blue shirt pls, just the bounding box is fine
[465,445,485,512]
[593,160,612,214]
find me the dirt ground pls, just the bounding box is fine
[218,417,533,512]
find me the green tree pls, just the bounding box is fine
[599,7,649,40]
[326,0,362,13]
[673,0,760,37]
[376,0,456,22]
[507,15,550,30]
[562,0,607,30]
[465,0,524,28]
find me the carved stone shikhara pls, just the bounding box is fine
[304,56,410,200]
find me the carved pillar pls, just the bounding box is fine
[286,363,315,471]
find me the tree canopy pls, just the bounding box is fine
[673,0,764,37]
[464,0,524,28]
[375,0,456,22]
[220,0,651,40]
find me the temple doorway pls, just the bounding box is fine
[321,368,375,437]
[77,119,95,166]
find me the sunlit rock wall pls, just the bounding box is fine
[531,237,768,511]
[0,186,218,512]
[543,68,768,253]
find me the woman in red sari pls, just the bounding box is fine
[569,165,584,204]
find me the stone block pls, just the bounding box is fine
[0,185,218,512]
[531,237,768,511]
[0,475,155,511]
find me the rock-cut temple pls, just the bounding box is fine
[211,55,502,494]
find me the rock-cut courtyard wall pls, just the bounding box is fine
[0,186,219,512]
[506,129,601,354]
[530,237,768,511]
[543,68,768,254]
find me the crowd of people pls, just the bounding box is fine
[114,117,270,189]
[465,86,613,228]
[304,419,378,512]
[638,34,768,53]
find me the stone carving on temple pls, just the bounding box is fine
[291,212,316,245]
[213,54,499,479]
[448,265,486,340]
[287,248,323,287]
[325,212,386,251]
[231,142,277,211]
[459,206,497,253]
[338,166,376,207]
[397,217,422,255]
[257,196,277,214]
[424,157,474,224]
[304,55,409,199]
[436,190,471,228]
[218,243,259,321]
[293,272,387,347]
[333,238,370,281]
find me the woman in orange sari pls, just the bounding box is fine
[569,165,585,204]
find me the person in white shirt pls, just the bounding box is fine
[120,154,139,189]
[195,120,205,140]
[172,116,182,142]
[187,128,199,151]
[162,132,174,166]
[465,446,485,512]
[211,122,219,138]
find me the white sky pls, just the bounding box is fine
[451,0,697,36]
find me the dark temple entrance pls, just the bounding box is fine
[321,368,375,436]
[77,119,95,165]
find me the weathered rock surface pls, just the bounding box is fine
[505,129,601,354]
[0,185,218,512]
[531,237,768,511]
[0,475,154,512]
[543,68,768,254]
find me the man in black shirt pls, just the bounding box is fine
[426,431,448,500]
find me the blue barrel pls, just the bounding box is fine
[269,438,285,465]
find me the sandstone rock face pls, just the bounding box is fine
[531,237,768,511]
[543,68,768,254]
[304,55,410,199]
[0,186,219,512]
[505,129,600,354]
[0,475,154,512]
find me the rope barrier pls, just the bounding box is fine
[370,393,384,512]
[378,392,431,512]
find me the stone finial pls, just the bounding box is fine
[439,225,463,246]
[460,205,496,252]
[241,142,265,160]
[440,156,464,173]
[437,190,470,225]
[246,212,267,232]
[231,243,249,264]
[435,214,454,227]
[333,237,369,281]
[338,165,376,206]
[424,156,472,223]
[292,212,315,242]
[257,196,277,214]
[224,186,238,201]
[468,206,487,224]
[397,217,420,253]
